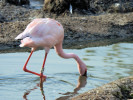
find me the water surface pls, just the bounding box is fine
[0,42,133,100]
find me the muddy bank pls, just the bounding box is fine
[72,76,133,100]
[0,3,133,51]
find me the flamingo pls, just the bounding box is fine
[15,18,87,79]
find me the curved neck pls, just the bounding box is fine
[54,43,81,61]
[54,43,86,75]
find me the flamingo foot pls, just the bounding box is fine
[23,68,46,79]
[40,68,46,82]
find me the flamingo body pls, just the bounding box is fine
[15,18,87,78]
[15,18,64,52]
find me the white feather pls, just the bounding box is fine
[69,4,72,14]
[15,33,24,40]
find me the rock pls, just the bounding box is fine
[43,0,90,14]
[44,0,69,14]
[43,0,133,14]
[89,0,120,14]
[72,76,133,100]
[0,0,6,6]
[0,5,133,50]
[0,13,6,23]
[6,0,29,5]
[69,0,90,10]
[90,0,133,14]
[108,2,133,13]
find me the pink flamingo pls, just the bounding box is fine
[15,18,87,79]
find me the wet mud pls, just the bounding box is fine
[0,2,133,51]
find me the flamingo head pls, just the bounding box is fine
[77,63,87,76]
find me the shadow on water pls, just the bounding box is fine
[23,76,87,100]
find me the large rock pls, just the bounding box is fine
[72,76,133,100]
[44,0,69,14]
[44,0,133,14]
[43,0,90,14]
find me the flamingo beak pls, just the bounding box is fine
[82,69,87,77]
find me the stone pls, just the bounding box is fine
[43,0,90,14]
[69,0,90,10]
[72,76,133,100]
[90,0,133,14]
[44,0,69,14]
[6,0,29,5]
[0,13,6,23]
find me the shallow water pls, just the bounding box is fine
[0,42,133,100]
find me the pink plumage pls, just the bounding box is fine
[15,18,64,52]
[15,18,87,79]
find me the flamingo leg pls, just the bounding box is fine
[23,50,46,78]
[40,53,48,81]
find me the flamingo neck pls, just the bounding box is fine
[54,43,86,75]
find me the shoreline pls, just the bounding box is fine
[0,2,133,51]
[1,12,133,51]
[0,36,133,53]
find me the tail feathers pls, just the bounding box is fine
[15,32,29,40]
[15,33,24,40]
[19,43,25,47]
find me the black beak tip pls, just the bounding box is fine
[82,70,87,77]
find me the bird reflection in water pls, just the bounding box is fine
[57,75,87,100]
[23,78,46,100]
[23,75,87,100]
